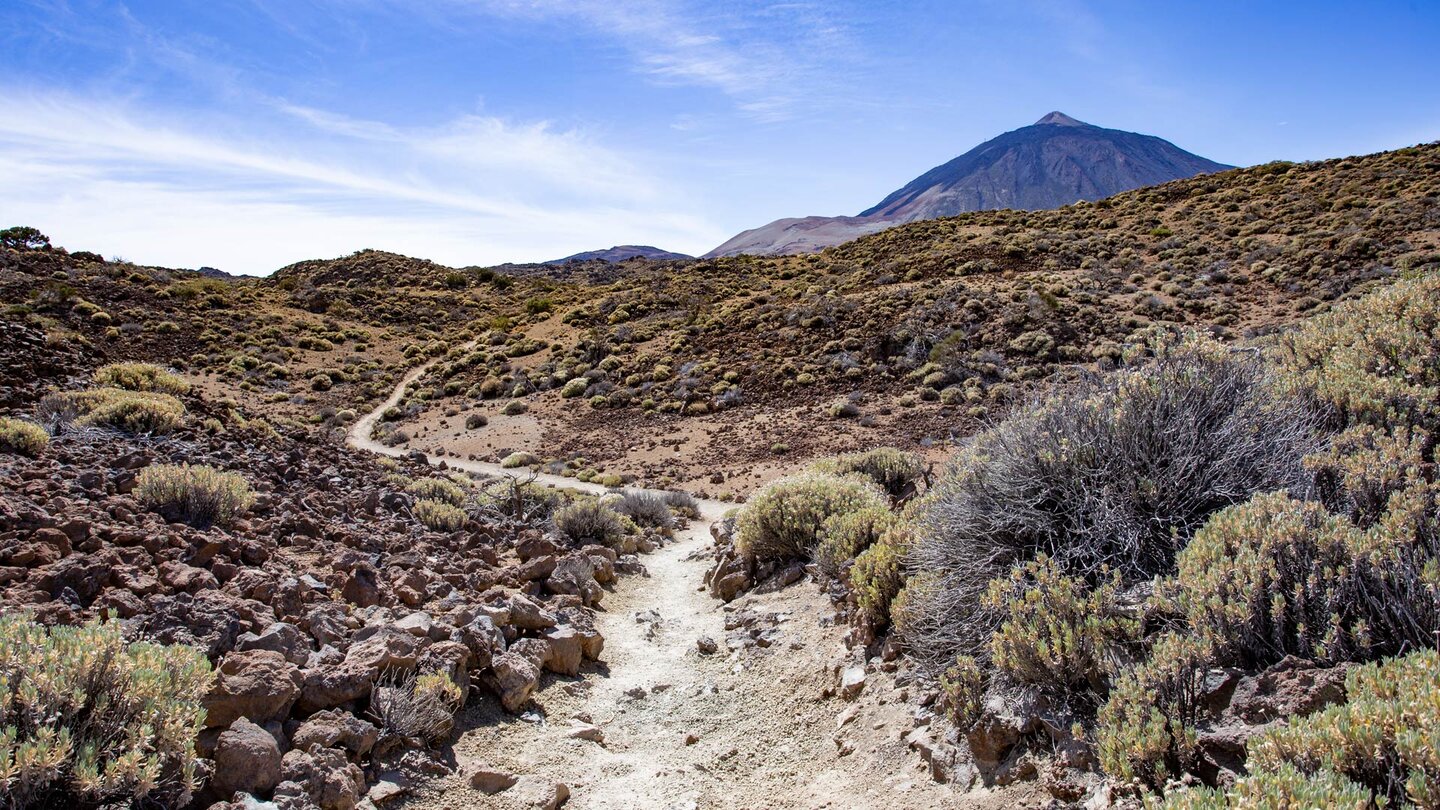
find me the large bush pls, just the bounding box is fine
[552,500,629,547]
[906,339,1316,662]
[736,472,887,562]
[814,506,898,578]
[0,615,211,809]
[135,463,255,529]
[849,523,912,628]
[613,490,675,530]
[406,477,468,507]
[414,498,466,532]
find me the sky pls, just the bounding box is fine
[2,1,1438,275]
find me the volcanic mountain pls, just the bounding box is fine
[706,112,1231,257]
[545,245,694,264]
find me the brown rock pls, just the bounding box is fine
[211,718,282,797]
[204,650,303,728]
[464,764,518,794]
[279,746,366,810]
[291,709,381,760]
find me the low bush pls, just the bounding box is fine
[464,412,488,429]
[501,451,539,468]
[663,490,701,519]
[50,388,186,434]
[552,501,629,547]
[736,472,887,562]
[414,498,466,532]
[1159,649,1440,808]
[406,477,468,507]
[812,447,927,503]
[560,378,589,398]
[906,339,1316,662]
[1097,633,1213,789]
[371,669,463,745]
[984,556,1139,695]
[135,463,255,528]
[0,615,212,808]
[850,523,912,628]
[614,491,674,530]
[501,399,529,415]
[93,362,191,395]
[0,416,48,456]
[814,506,897,578]
[1175,490,1439,669]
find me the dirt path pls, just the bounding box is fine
[348,362,1026,809]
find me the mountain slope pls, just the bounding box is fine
[706,112,1231,257]
[861,111,1230,220]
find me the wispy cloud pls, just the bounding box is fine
[0,88,724,274]
[401,0,863,122]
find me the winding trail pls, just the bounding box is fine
[346,359,992,809]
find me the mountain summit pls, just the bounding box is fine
[706,113,1231,257]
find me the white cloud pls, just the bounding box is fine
[0,88,725,274]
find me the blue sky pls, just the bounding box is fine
[2,1,1438,275]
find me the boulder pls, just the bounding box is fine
[204,650,303,728]
[507,593,557,630]
[290,710,380,761]
[542,627,584,676]
[212,718,282,797]
[278,746,365,810]
[236,622,311,666]
[488,651,542,713]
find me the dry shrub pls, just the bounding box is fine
[0,416,48,457]
[736,472,888,562]
[44,388,186,435]
[814,506,898,578]
[552,500,629,547]
[93,362,191,395]
[413,498,466,532]
[0,615,211,809]
[906,338,1317,663]
[663,490,701,519]
[614,490,674,530]
[135,463,254,529]
[370,669,463,745]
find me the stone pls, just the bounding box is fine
[508,593,557,630]
[204,650,303,728]
[291,710,381,760]
[542,626,584,676]
[696,636,718,655]
[393,612,433,638]
[235,622,311,666]
[840,666,867,700]
[464,764,519,794]
[279,746,366,810]
[489,651,542,713]
[212,718,282,797]
[510,777,570,810]
[567,722,604,743]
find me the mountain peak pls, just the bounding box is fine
[1035,111,1087,126]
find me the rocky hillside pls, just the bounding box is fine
[707,112,1231,257]
[545,245,694,264]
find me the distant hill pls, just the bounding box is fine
[706,112,1231,257]
[545,245,693,264]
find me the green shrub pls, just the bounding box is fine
[1097,633,1213,789]
[0,416,48,456]
[1154,762,1380,809]
[736,472,887,562]
[812,447,927,503]
[939,654,988,731]
[464,412,488,429]
[814,506,897,578]
[54,388,186,434]
[1246,648,1439,808]
[0,614,211,808]
[560,378,589,398]
[414,498,466,532]
[501,399,529,415]
[1175,491,1438,669]
[406,477,468,507]
[849,522,912,628]
[93,362,191,395]
[552,501,629,547]
[828,400,860,418]
[907,339,1315,663]
[501,451,539,469]
[135,463,255,528]
[984,556,1139,694]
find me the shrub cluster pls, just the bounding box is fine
[93,362,191,395]
[43,388,186,435]
[613,490,675,530]
[371,669,464,745]
[906,339,1316,662]
[135,463,255,529]
[811,447,927,503]
[0,615,212,809]
[405,477,468,507]
[814,506,897,578]
[0,416,48,456]
[849,522,912,628]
